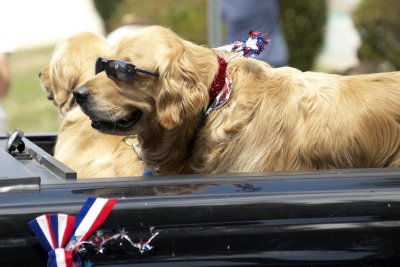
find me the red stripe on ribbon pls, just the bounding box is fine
[61,215,76,248]
[80,198,118,242]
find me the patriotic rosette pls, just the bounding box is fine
[29,197,118,267]
[214,30,271,60]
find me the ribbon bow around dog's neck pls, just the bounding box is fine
[29,197,118,267]
[205,30,269,118]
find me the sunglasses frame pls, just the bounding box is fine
[95,57,159,81]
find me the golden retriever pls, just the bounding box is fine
[40,32,143,178]
[73,26,400,175]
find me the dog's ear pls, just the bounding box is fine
[39,66,54,100]
[49,57,80,108]
[156,46,210,130]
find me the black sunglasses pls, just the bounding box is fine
[95,57,159,81]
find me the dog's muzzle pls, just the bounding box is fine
[72,86,143,133]
[90,109,143,132]
[73,87,90,106]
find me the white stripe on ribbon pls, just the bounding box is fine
[54,248,67,267]
[36,215,55,249]
[73,198,108,243]
[57,214,68,248]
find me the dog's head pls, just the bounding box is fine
[74,26,219,135]
[39,32,110,117]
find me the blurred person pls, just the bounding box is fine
[221,0,288,67]
[0,24,14,133]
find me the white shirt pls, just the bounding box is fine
[0,15,15,53]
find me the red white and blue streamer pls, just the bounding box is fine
[85,228,159,255]
[29,197,117,267]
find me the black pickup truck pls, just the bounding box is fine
[1,130,400,266]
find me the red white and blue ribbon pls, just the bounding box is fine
[29,197,118,267]
[205,75,233,118]
[214,30,270,61]
[66,197,118,250]
[47,249,75,267]
[29,213,75,253]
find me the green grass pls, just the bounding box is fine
[2,46,60,133]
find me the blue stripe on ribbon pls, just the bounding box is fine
[28,218,53,252]
[49,214,59,248]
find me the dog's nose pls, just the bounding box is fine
[38,71,42,78]
[73,87,90,104]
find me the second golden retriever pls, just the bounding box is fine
[74,26,400,175]
[40,32,143,178]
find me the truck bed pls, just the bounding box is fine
[1,132,400,266]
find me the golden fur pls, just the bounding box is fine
[76,26,400,175]
[40,32,143,178]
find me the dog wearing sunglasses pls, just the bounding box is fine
[74,26,400,175]
[40,32,143,178]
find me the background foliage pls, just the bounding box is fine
[352,0,400,70]
[280,0,327,71]
[95,0,208,45]
[94,0,327,70]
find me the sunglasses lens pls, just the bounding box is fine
[95,57,106,74]
[113,62,136,81]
